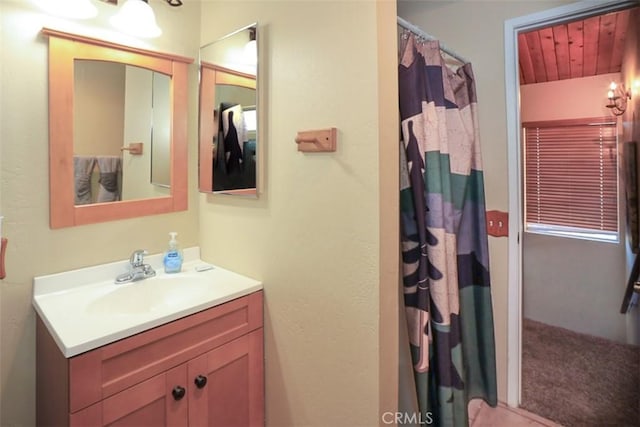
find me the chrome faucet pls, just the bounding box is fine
[115,249,156,284]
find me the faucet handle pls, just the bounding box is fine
[130,249,148,267]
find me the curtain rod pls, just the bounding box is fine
[397,16,469,65]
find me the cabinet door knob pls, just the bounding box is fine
[194,374,208,389]
[172,385,186,400]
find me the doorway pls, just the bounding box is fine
[504,0,640,410]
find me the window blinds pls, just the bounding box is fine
[523,117,618,233]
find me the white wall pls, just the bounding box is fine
[0,1,201,424]
[520,73,620,121]
[198,1,399,426]
[74,60,125,156]
[151,72,172,187]
[522,233,627,340]
[121,66,170,200]
[520,74,628,343]
[398,0,576,402]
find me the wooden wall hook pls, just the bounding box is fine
[120,142,143,155]
[295,128,337,152]
[0,238,7,280]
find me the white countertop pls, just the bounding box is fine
[33,247,262,358]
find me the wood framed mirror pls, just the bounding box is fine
[199,24,259,197]
[43,28,193,228]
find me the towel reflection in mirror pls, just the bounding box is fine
[73,155,122,205]
[74,156,96,205]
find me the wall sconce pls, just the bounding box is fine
[606,82,632,116]
[109,0,182,38]
[244,27,257,65]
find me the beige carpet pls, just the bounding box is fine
[521,318,640,427]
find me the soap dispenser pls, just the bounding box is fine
[163,232,183,274]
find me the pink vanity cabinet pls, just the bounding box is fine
[36,291,264,426]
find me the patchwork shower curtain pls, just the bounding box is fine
[399,33,497,426]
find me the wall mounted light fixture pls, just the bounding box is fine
[244,27,257,65]
[110,0,161,38]
[108,0,183,38]
[606,82,632,116]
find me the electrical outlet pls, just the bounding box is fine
[486,210,508,237]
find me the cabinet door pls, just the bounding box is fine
[188,328,264,427]
[72,364,188,427]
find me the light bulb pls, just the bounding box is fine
[110,0,162,38]
[244,39,257,65]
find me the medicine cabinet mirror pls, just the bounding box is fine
[43,28,193,228]
[199,23,259,197]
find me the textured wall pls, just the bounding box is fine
[0,1,201,424]
[198,1,398,426]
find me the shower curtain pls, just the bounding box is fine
[399,32,497,426]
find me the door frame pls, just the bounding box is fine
[504,0,638,408]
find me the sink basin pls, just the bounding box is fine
[86,274,213,315]
[33,250,263,357]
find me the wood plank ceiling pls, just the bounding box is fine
[518,8,634,85]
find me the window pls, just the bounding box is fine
[243,107,257,132]
[523,117,618,242]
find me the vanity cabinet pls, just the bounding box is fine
[36,291,264,427]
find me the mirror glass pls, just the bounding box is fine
[73,60,171,205]
[199,24,258,196]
